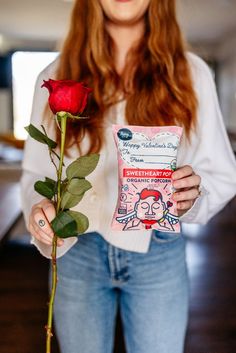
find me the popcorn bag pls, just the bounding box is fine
[111,124,183,233]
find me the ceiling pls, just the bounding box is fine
[0,0,235,48]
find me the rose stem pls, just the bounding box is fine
[46,114,67,353]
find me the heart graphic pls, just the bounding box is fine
[167,201,173,208]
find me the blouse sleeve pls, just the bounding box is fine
[180,54,236,225]
[20,60,78,258]
[21,63,56,219]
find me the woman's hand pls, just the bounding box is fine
[172,165,201,217]
[28,199,64,247]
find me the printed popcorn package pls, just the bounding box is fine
[111,124,183,233]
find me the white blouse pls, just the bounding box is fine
[20,52,236,258]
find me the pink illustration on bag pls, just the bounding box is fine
[111,124,183,233]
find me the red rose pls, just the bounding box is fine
[42,79,92,115]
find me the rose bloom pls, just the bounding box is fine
[42,79,92,115]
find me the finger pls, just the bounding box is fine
[31,204,64,246]
[173,174,201,189]
[172,165,193,180]
[176,200,193,211]
[41,202,56,223]
[32,207,54,238]
[173,187,200,202]
[30,222,64,247]
[29,222,53,246]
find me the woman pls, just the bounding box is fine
[21,1,236,352]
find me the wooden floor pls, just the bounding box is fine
[0,197,235,353]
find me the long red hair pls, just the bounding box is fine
[54,0,197,154]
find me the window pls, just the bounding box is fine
[12,51,58,139]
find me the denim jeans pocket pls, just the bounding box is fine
[151,230,181,244]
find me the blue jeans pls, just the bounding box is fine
[53,231,189,353]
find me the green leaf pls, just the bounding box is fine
[57,111,89,120]
[60,178,92,209]
[61,192,84,210]
[67,178,92,195]
[66,154,100,179]
[67,210,89,234]
[51,211,77,238]
[34,180,56,200]
[67,113,89,120]
[25,124,57,149]
[45,177,57,189]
